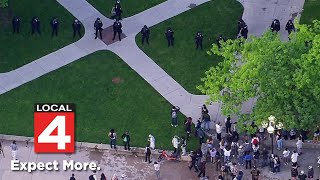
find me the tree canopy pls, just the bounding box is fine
[198,20,320,132]
[0,0,8,8]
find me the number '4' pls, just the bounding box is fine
[38,116,71,150]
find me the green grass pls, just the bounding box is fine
[86,0,166,18]
[0,51,199,151]
[0,0,82,73]
[300,0,320,24]
[136,0,243,94]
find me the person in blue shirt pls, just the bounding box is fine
[244,152,253,169]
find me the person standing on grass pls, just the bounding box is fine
[10,141,18,160]
[145,144,152,163]
[148,134,155,149]
[121,131,130,150]
[171,135,179,154]
[296,137,303,155]
[108,129,117,149]
[185,117,192,140]
[171,106,180,127]
[197,128,205,145]
[154,161,160,179]
[283,148,290,165]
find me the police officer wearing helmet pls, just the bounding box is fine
[165,28,174,47]
[72,19,82,38]
[112,19,122,41]
[195,32,203,50]
[112,1,122,20]
[237,18,246,34]
[94,18,103,39]
[140,25,150,45]
[240,24,248,39]
[216,34,225,49]
[31,17,41,35]
[270,19,280,32]
[12,16,21,34]
[285,19,295,35]
[51,17,59,37]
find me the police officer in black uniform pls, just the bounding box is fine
[112,1,122,20]
[270,19,280,32]
[238,18,246,34]
[12,16,21,34]
[216,34,225,49]
[240,24,248,39]
[51,17,59,37]
[285,20,295,35]
[165,28,174,47]
[31,17,41,35]
[72,19,82,38]
[94,18,103,39]
[112,20,122,41]
[195,32,203,50]
[140,25,150,45]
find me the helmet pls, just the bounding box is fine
[301,170,304,174]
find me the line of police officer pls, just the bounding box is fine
[270,19,295,35]
[12,16,82,38]
[93,18,123,41]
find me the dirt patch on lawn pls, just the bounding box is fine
[112,77,123,84]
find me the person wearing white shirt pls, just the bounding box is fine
[154,162,160,180]
[291,150,299,166]
[282,148,290,165]
[223,147,232,163]
[10,141,18,160]
[171,136,179,154]
[216,122,222,141]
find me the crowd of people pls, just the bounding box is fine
[181,104,320,180]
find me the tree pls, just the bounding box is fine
[0,0,8,8]
[198,20,320,132]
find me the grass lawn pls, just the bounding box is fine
[0,51,200,151]
[136,0,243,94]
[300,0,320,24]
[86,0,166,18]
[0,0,82,73]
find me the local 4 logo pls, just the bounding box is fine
[34,103,75,153]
